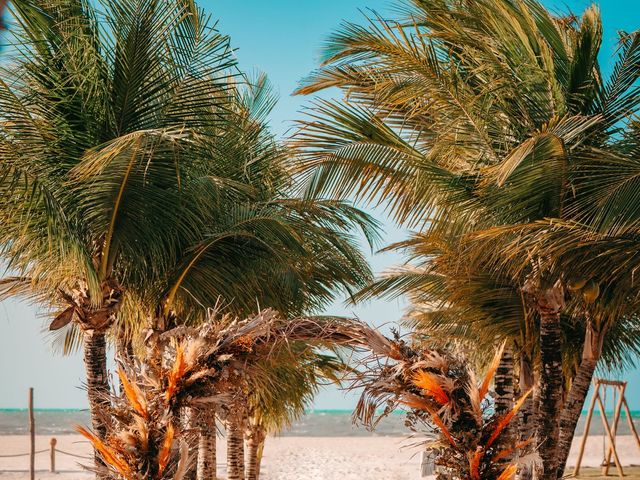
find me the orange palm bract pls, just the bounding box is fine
[165,344,186,403]
[479,342,505,401]
[413,370,450,405]
[496,464,518,480]
[491,436,535,463]
[76,425,133,480]
[156,422,175,478]
[423,403,457,447]
[118,368,148,420]
[468,447,483,480]
[399,393,434,411]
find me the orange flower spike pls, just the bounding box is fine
[76,426,132,479]
[165,344,186,403]
[496,465,518,480]
[156,422,175,478]
[118,368,148,420]
[423,404,456,448]
[399,394,433,412]
[492,448,514,463]
[468,448,482,480]
[479,342,505,401]
[486,389,533,448]
[492,438,535,463]
[493,438,536,463]
[413,370,450,405]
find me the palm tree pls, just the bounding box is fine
[356,225,640,476]
[293,1,640,476]
[0,0,237,474]
[0,4,376,479]
[116,74,377,480]
[244,348,349,480]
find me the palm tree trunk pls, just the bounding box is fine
[523,278,565,480]
[246,424,266,480]
[517,352,535,480]
[537,309,564,480]
[180,407,197,480]
[227,416,245,480]
[83,330,111,479]
[555,320,606,478]
[495,345,515,462]
[197,408,217,480]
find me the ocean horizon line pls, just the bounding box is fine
[2,408,639,416]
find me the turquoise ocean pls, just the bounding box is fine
[1,409,638,437]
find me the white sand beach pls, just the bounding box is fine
[0,435,638,479]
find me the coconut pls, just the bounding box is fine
[567,277,588,291]
[582,280,600,304]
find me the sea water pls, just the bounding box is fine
[0,409,638,437]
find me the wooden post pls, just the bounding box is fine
[574,378,640,478]
[596,390,625,477]
[29,388,35,480]
[622,396,640,450]
[603,384,625,476]
[50,438,57,473]
[573,384,598,476]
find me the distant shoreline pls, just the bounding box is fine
[2,408,640,415]
[2,409,639,437]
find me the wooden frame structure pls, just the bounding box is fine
[573,378,640,477]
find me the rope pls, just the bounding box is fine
[54,448,92,459]
[0,449,48,458]
[0,448,90,460]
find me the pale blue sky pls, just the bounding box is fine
[1,0,639,411]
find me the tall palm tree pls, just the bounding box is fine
[0,0,237,474]
[293,1,640,477]
[123,74,377,480]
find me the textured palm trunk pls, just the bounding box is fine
[537,309,564,480]
[517,353,535,480]
[495,346,515,462]
[523,279,565,480]
[246,424,266,480]
[83,330,111,479]
[180,407,197,480]
[555,320,606,478]
[227,417,245,480]
[197,408,217,480]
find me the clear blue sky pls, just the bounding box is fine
[0,0,639,411]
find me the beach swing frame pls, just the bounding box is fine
[572,378,640,477]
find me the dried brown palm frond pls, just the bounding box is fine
[79,309,377,479]
[351,335,536,480]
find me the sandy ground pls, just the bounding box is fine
[0,435,638,479]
